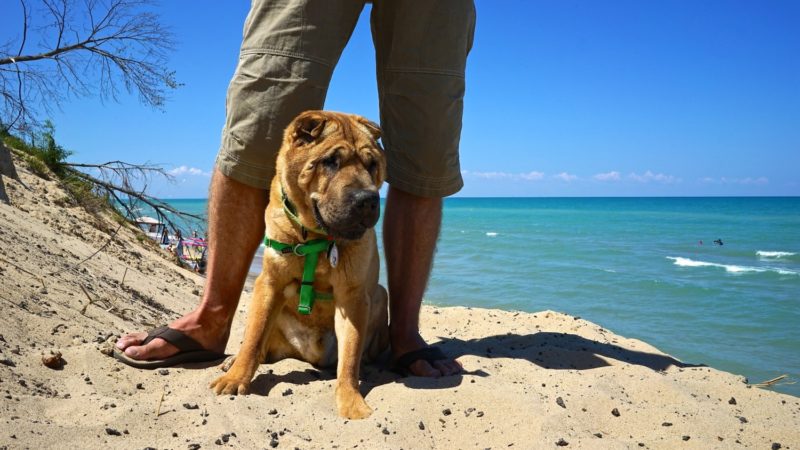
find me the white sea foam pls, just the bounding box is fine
[756,251,796,259]
[486,232,498,237]
[666,257,798,276]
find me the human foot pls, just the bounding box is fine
[390,331,461,377]
[115,311,229,364]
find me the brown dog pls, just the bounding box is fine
[209,111,389,419]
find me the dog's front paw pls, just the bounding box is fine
[336,386,373,419]
[209,372,251,396]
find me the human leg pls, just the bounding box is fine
[383,186,462,376]
[372,0,475,376]
[116,0,366,365]
[115,170,267,361]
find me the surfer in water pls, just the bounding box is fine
[714,238,724,246]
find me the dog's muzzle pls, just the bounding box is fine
[317,189,380,240]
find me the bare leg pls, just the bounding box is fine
[383,186,462,377]
[116,169,268,360]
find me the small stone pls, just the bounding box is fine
[611,408,620,417]
[282,388,293,396]
[269,438,279,448]
[593,433,603,438]
[42,351,64,369]
[0,357,15,367]
[418,421,425,430]
[268,408,278,415]
[556,438,569,446]
[183,403,199,410]
[772,443,782,450]
[382,428,390,435]
[188,444,201,450]
[728,397,737,405]
[738,416,748,423]
[158,369,169,376]
[172,432,178,437]
[476,411,484,418]
[556,397,566,408]
[136,383,144,390]
[442,408,452,416]
[682,436,690,441]
[662,422,673,427]
[105,428,122,436]
[97,343,114,356]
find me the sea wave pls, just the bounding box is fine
[666,257,798,276]
[486,232,498,237]
[756,250,796,259]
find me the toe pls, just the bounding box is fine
[122,339,178,361]
[115,331,148,349]
[408,359,442,377]
[434,358,463,376]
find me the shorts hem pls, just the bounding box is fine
[386,173,463,199]
[215,151,273,190]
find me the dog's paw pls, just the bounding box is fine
[209,373,251,396]
[335,387,373,419]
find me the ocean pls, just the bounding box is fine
[159,197,800,397]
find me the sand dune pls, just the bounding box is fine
[1,151,798,449]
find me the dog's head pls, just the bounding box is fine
[277,111,386,241]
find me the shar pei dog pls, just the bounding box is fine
[210,110,389,419]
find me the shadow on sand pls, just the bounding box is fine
[230,331,704,397]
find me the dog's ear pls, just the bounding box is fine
[355,116,382,140]
[291,111,328,146]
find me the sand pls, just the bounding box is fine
[1,148,798,449]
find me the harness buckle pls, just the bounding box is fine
[292,244,305,256]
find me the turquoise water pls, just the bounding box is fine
[160,197,800,397]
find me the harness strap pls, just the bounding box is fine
[264,237,334,314]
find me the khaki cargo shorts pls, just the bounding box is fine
[215,0,476,198]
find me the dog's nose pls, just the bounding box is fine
[353,190,379,215]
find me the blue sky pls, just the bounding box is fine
[2,0,798,197]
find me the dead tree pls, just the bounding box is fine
[0,0,178,133]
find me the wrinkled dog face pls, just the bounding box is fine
[280,111,386,240]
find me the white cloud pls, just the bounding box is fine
[553,172,578,182]
[628,170,679,184]
[593,171,621,182]
[519,171,546,181]
[700,176,768,185]
[462,170,545,181]
[169,165,211,177]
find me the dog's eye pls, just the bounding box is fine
[321,154,339,171]
[366,159,378,174]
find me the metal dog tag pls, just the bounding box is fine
[328,242,339,268]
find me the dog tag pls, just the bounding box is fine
[328,242,339,268]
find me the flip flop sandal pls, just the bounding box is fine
[392,346,449,376]
[113,326,226,369]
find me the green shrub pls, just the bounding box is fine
[24,154,51,179]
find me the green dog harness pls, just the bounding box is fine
[264,236,335,315]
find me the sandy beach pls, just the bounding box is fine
[1,150,799,449]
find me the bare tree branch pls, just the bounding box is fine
[1,0,178,133]
[62,160,205,234]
